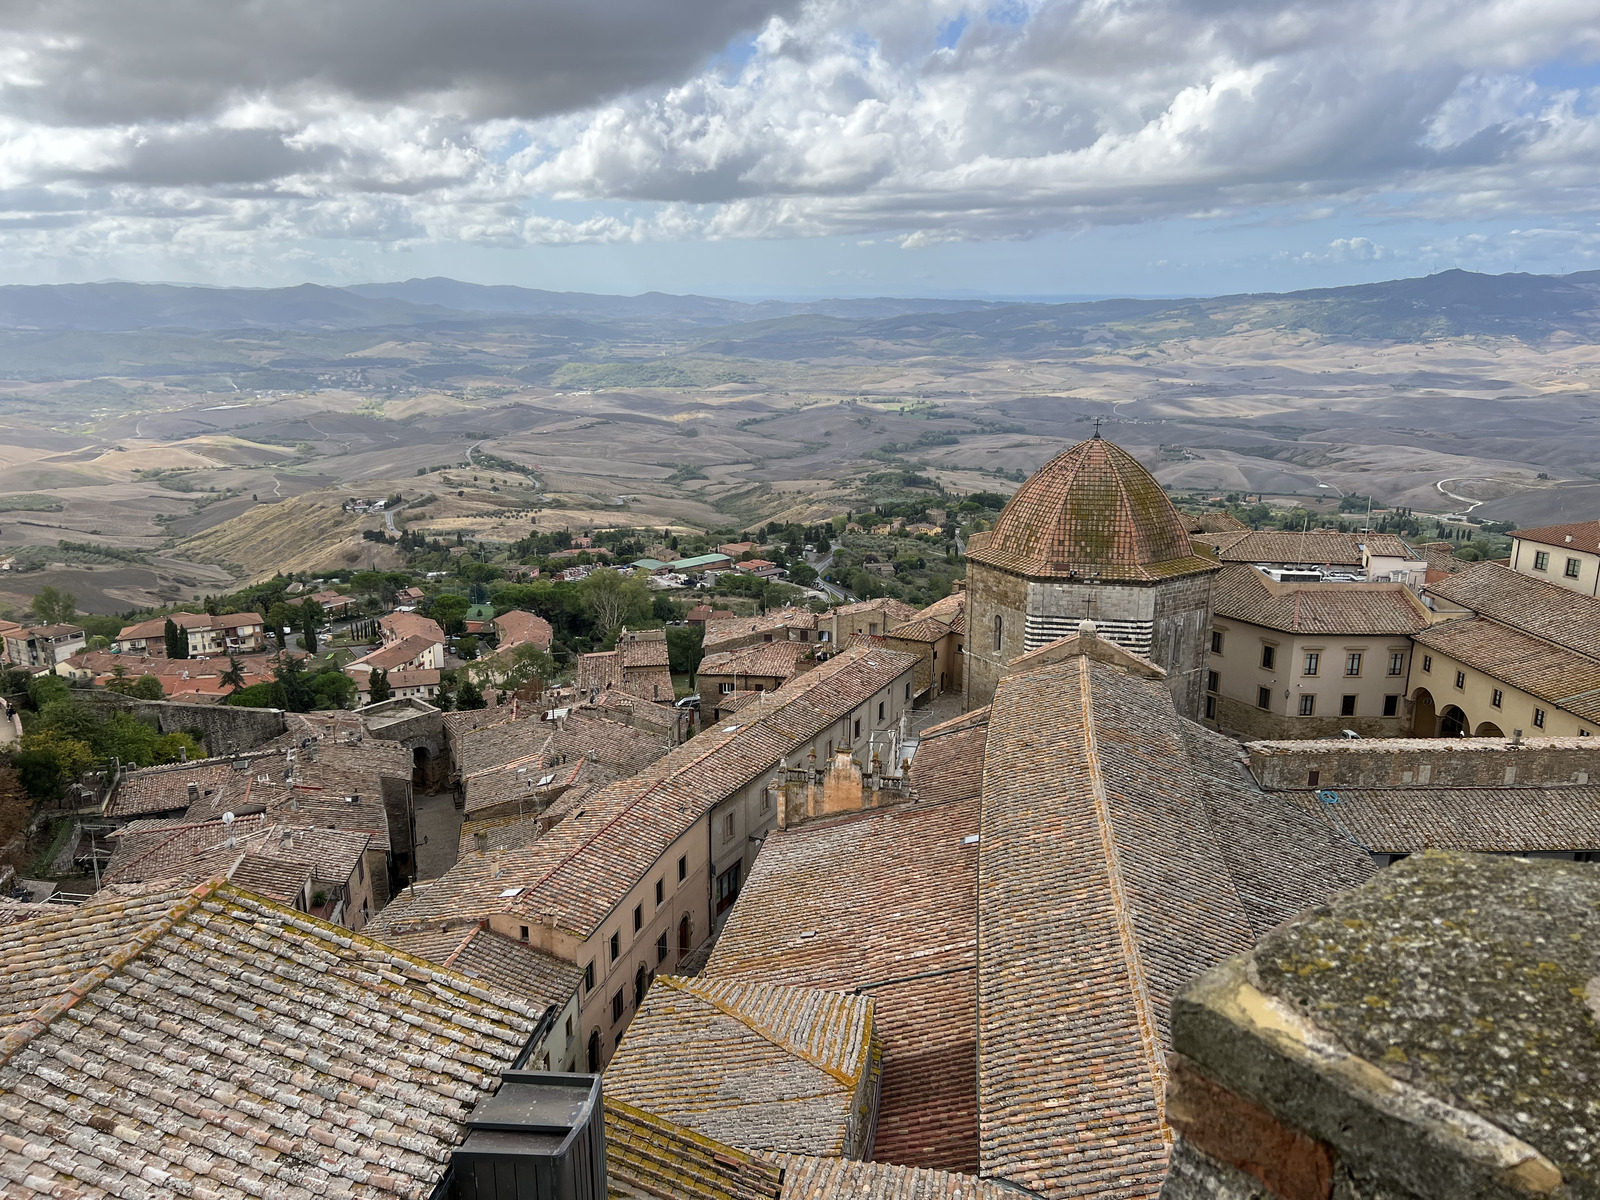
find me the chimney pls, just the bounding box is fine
[290,794,299,812]
[187,781,199,803]
[450,1072,606,1199]
[475,831,489,853]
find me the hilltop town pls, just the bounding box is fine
[0,432,1595,1199]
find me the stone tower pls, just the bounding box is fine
[963,434,1219,718]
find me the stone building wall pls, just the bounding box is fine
[1245,735,1600,790]
[1151,571,1216,722]
[964,562,1029,708]
[81,692,288,755]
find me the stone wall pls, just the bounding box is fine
[1245,735,1600,790]
[1151,570,1216,722]
[964,561,1028,708]
[1216,695,1409,743]
[81,692,287,755]
[1160,852,1595,1200]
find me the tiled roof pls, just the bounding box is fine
[1512,519,1600,552]
[703,608,819,650]
[459,810,547,856]
[1280,785,1600,854]
[350,633,439,671]
[967,438,1217,582]
[105,756,247,819]
[771,1155,1018,1199]
[1211,563,1432,635]
[881,617,951,643]
[104,813,265,884]
[906,710,988,807]
[832,598,918,624]
[706,795,980,1173]
[227,852,314,903]
[379,610,446,643]
[456,710,667,780]
[1425,560,1600,657]
[371,923,581,1013]
[606,976,876,1157]
[493,609,554,649]
[620,638,671,669]
[974,652,1375,1199]
[0,882,542,1199]
[1194,529,1374,566]
[1413,616,1600,723]
[604,1099,787,1200]
[698,640,811,681]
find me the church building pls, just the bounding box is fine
[963,433,1219,718]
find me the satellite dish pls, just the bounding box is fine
[221,811,235,825]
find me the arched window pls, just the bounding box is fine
[993,614,1003,652]
[634,965,648,1006]
[678,913,692,952]
[586,1030,601,1073]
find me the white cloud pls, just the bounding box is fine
[0,0,1597,272]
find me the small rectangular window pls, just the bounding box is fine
[1533,707,1547,728]
[656,932,668,963]
[878,701,885,720]
[905,682,910,700]
[1299,694,1316,716]
[1340,694,1357,716]
[655,878,664,906]
[1261,645,1275,670]
[1204,694,1217,720]
[1455,670,1466,690]
[1206,670,1219,693]
[1534,551,1550,571]
[519,925,529,942]
[1257,686,1272,710]
[1388,651,1405,676]
[1303,652,1320,677]
[609,932,620,961]
[612,990,624,1022]
[1345,652,1362,677]
[678,855,687,881]
[1307,770,1320,787]
[854,718,861,738]
[1383,694,1399,717]
[1566,557,1582,579]
[584,961,595,991]
[1422,654,1432,672]
[1491,689,1503,708]
[1211,630,1224,654]
[633,905,642,932]
[723,812,735,840]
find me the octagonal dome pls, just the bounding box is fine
[965,436,1218,581]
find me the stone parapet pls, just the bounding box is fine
[1160,851,1598,1200]
[1245,736,1600,790]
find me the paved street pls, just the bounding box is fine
[413,791,463,880]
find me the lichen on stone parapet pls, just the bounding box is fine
[1253,851,1600,1195]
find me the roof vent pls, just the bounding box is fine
[451,1072,606,1200]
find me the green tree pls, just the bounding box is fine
[15,729,94,798]
[501,643,557,689]
[299,599,322,654]
[581,568,651,634]
[219,654,246,693]
[267,602,295,650]
[131,675,165,700]
[458,635,479,660]
[311,670,356,710]
[272,656,316,712]
[455,677,486,710]
[666,625,704,677]
[368,668,392,704]
[429,593,471,635]
[32,586,76,626]
[163,617,187,659]
[26,674,70,711]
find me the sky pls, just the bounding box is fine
[1,0,1599,298]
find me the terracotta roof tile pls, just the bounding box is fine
[1511,519,1600,553]
[1279,785,1600,854]
[967,438,1217,582]
[1212,563,1432,635]
[604,1099,787,1200]
[1426,560,1600,656]
[1414,617,1600,723]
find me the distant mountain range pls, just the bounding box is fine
[0,269,1597,340]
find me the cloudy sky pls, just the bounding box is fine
[2,0,1599,296]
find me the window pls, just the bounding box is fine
[655,878,664,906]
[519,925,529,942]
[678,855,687,881]
[1454,670,1466,690]
[1206,670,1219,693]
[632,905,642,933]
[1341,694,1357,717]
[1422,654,1432,672]
[878,701,885,721]
[587,1031,600,1073]
[565,1015,574,1041]
[853,718,861,739]
[584,961,595,992]
[722,812,735,840]
[1303,652,1320,677]
[656,932,668,963]
[1491,689,1503,708]
[1534,551,1550,571]
[1299,695,1316,716]
[609,931,620,961]
[869,622,879,635]
[1260,644,1275,670]
[719,682,734,694]
[357,857,364,883]
[1533,707,1547,729]
[1204,695,1217,720]
[993,615,1003,652]
[1257,686,1272,710]
[763,633,772,642]
[635,966,648,1006]
[1383,694,1399,717]
[1388,651,1405,676]
[1307,770,1320,787]
[611,989,624,1022]
[1211,630,1224,654]
[1345,652,1362,677]
[905,682,910,700]
[715,861,743,915]
[1566,557,1582,579]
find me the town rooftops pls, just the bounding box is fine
[371,921,582,1011]
[379,610,446,643]
[966,437,1218,582]
[1211,563,1432,635]
[697,640,811,681]
[349,632,439,671]
[703,607,818,650]
[114,611,213,641]
[0,880,544,1199]
[704,792,982,1173]
[1197,528,1420,567]
[1425,559,1600,656]
[605,975,878,1158]
[830,597,918,624]
[493,608,554,649]
[1511,518,1600,552]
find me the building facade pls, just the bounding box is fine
[963,435,1219,717]
[1508,520,1600,596]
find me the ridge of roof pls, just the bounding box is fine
[660,976,870,1088]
